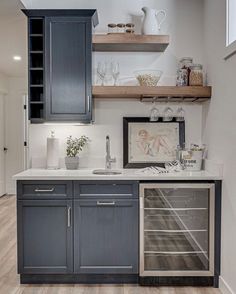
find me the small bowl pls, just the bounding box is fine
[134,70,163,87]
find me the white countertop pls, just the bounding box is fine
[13,168,222,181]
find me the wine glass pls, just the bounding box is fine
[111,62,120,86]
[176,107,185,121]
[163,106,174,121]
[150,100,160,122]
[97,62,106,86]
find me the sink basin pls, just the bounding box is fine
[93,169,122,175]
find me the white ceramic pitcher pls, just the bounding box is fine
[141,7,167,35]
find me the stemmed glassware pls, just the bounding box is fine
[111,62,120,86]
[97,62,106,86]
[176,106,185,121]
[163,106,174,121]
[96,61,120,86]
[150,99,160,122]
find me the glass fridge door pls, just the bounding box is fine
[140,184,215,276]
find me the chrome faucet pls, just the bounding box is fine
[105,135,116,169]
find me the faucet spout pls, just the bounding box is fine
[105,135,116,170]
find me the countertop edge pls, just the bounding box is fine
[13,169,223,181]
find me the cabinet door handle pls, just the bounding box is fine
[34,188,55,193]
[97,201,116,206]
[87,96,91,113]
[67,207,71,227]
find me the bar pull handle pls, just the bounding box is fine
[34,188,55,193]
[97,201,116,206]
[87,96,91,113]
[67,207,71,227]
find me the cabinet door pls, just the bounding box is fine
[17,200,73,274]
[74,199,139,274]
[45,17,92,122]
[140,183,215,277]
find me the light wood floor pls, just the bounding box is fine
[0,195,221,294]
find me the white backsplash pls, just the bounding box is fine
[29,100,203,169]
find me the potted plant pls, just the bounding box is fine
[65,135,89,170]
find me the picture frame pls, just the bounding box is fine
[123,117,185,168]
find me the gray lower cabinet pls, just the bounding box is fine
[74,199,139,274]
[17,199,73,274]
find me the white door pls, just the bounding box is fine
[0,93,6,196]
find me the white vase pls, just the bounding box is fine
[141,7,166,35]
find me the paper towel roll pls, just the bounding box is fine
[47,137,60,170]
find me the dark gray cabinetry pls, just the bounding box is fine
[45,17,92,122]
[17,181,73,274]
[74,199,139,274]
[17,180,73,199]
[17,200,73,274]
[17,180,139,277]
[23,10,98,123]
[74,181,139,274]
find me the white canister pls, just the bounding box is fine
[182,150,203,171]
[47,131,60,170]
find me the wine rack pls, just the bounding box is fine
[28,18,44,122]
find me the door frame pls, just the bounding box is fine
[0,90,7,196]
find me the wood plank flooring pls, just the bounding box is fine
[0,195,221,294]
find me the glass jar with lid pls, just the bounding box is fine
[117,23,126,33]
[108,23,117,34]
[176,68,188,86]
[189,64,203,86]
[180,57,193,69]
[179,57,193,86]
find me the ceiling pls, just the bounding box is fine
[0,0,27,77]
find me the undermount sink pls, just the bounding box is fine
[93,169,122,175]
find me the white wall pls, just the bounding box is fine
[0,72,8,93]
[0,17,27,77]
[204,1,236,293]
[28,0,205,168]
[5,78,26,194]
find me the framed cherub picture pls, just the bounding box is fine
[123,117,185,168]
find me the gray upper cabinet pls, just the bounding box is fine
[23,10,98,123]
[17,199,73,274]
[45,17,92,122]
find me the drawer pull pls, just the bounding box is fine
[67,207,71,227]
[97,201,115,206]
[34,188,55,193]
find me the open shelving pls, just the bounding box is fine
[92,86,212,103]
[93,34,170,52]
[28,17,45,122]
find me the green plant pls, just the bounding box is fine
[66,135,89,157]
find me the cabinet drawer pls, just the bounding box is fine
[17,181,73,199]
[74,181,139,198]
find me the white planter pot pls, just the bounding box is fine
[65,156,79,170]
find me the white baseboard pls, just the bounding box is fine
[220,276,235,294]
[6,187,16,195]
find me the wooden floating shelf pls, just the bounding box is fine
[92,86,212,102]
[93,34,170,52]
